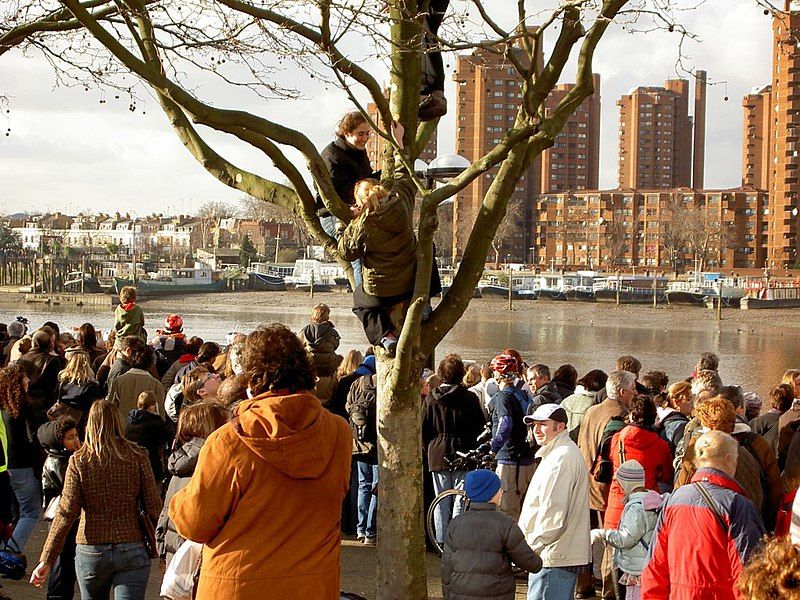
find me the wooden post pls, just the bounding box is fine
[81,255,86,294]
[651,274,657,308]
[310,269,314,299]
[717,283,723,320]
[507,265,513,311]
[615,269,621,306]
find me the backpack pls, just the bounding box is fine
[590,417,626,484]
[347,375,377,458]
[504,386,530,416]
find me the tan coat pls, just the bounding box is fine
[338,177,417,297]
[169,391,352,600]
[107,368,166,418]
[576,398,627,511]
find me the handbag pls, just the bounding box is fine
[47,383,84,423]
[137,502,159,559]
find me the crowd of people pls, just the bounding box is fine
[427,350,800,600]
[0,293,798,600]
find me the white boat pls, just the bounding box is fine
[285,259,347,292]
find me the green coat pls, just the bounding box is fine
[338,178,417,298]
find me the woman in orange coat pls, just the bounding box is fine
[169,324,352,600]
[604,395,673,529]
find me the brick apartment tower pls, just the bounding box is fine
[742,85,773,189]
[367,96,438,167]
[617,78,696,189]
[765,1,800,266]
[540,74,602,193]
[452,46,600,262]
[693,70,707,189]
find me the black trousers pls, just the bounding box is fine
[47,525,77,600]
[421,0,449,94]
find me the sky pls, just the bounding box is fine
[0,1,774,216]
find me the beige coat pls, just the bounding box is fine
[576,398,627,511]
[107,368,166,419]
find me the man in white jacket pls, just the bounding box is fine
[519,403,591,600]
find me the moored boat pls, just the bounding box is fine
[114,265,227,297]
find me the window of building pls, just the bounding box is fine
[494,79,503,85]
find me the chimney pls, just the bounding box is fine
[693,69,707,189]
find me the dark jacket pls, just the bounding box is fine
[422,384,486,472]
[657,410,690,453]
[338,177,417,298]
[441,502,542,600]
[300,322,342,377]
[750,411,782,454]
[346,374,378,464]
[528,380,567,411]
[156,436,205,564]
[58,379,104,431]
[124,409,172,482]
[489,386,533,464]
[153,334,187,378]
[17,349,61,425]
[641,468,765,600]
[37,420,70,504]
[2,403,41,470]
[327,371,362,422]
[316,136,375,212]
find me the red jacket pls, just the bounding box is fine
[604,425,673,528]
[640,468,765,600]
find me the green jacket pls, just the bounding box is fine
[114,303,145,340]
[338,177,417,298]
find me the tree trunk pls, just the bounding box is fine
[376,356,427,600]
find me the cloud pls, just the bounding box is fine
[0,1,774,213]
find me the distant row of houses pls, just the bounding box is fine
[1,212,297,255]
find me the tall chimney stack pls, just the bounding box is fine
[693,69,707,189]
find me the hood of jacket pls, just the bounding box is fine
[624,489,667,511]
[168,436,205,477]
[178,353,196,364]
[37,420,66,453]
[232,390,341,480]
[127,408,163,426]
[302,322,336,345]
[429,383,466,408]
[618,424,664,451]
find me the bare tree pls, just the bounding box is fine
[684,205,735,271]
[1,2,690,597]
[604,220,628,268]
[659,195,691,273]
[490,200,523,268]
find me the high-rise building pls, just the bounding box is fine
[540,74,602,193]
[765,1,800,266]
[742,85,773,189]
[617,77,699,189]
[451,45,600,263]
[366,96,437,167]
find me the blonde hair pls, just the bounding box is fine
[354,178,389,215]
[739,536,800,599]
[77,400,141,466]
[59,350,96,385]
[463,363,482,387]
[694,430,738,469]
[781,369,800,386]
[311,304,331,324]
[337,349,363,378]
[119,285,137,303]
[137,391,157,410]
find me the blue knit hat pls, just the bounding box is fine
[465,469,502,503]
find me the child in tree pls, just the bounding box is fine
[114,285,145,347]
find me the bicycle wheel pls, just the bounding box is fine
[425,488,468,556]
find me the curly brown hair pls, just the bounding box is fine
[628,395,657,427]
[738,536,800,599]
[243,324,315,395]
[771,383,795,412]
[695,396,736,433]
[437,353,465,385]
[335,111,367,137]
[0,364,26,418]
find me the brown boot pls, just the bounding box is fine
[418,90,447,121]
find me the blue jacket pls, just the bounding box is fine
[489,386,532,464]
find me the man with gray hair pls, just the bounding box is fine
[575,371,636,599]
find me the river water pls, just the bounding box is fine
[5,296,797,398]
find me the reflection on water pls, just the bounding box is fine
[5,300,796,397]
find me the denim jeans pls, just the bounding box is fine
[527,567,578,600]
[355,461,378,539]
[321,214,362,287]
[48,525,77,600]
[9,467,42,551]
[430,470,466,544]
[75,542,151,600]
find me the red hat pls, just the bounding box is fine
[164,314,183,333]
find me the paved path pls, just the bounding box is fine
[3,527,548,599]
